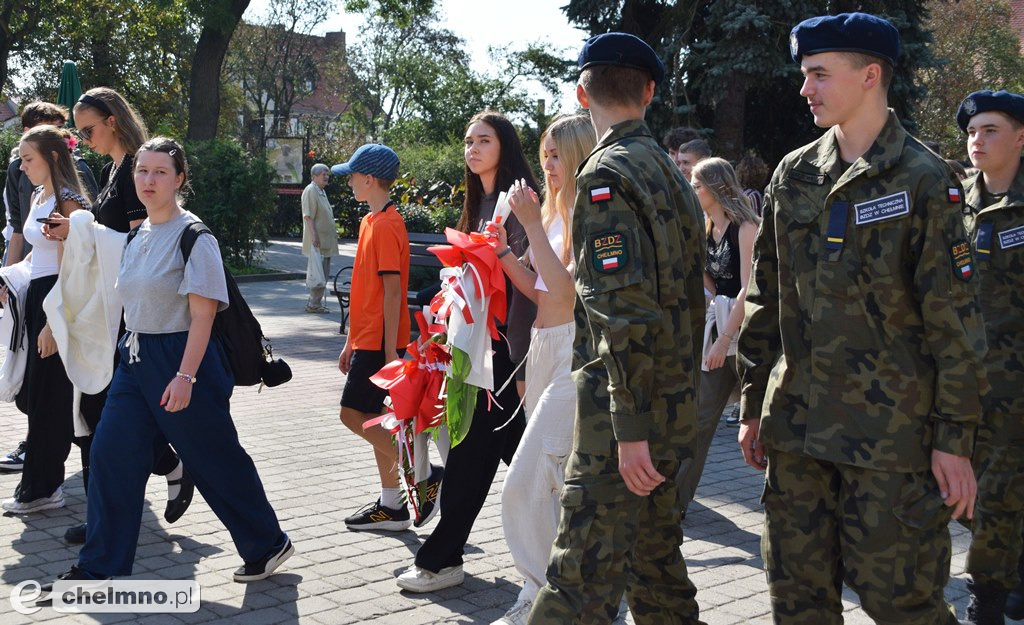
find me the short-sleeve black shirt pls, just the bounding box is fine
[93,155,146,233]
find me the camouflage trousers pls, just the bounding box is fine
[528,451,705,625]
[763,450,957,625]
[966,412,1024,590]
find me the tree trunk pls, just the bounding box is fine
[186,0,251,141]
[713,76,749,161]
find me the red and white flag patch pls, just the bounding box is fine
[948,187,961,203]
[601,256,620,270]
[590,187,612,203]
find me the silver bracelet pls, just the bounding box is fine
[175,371,197,384]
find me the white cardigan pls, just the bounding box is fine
[0,260,32,401]
[43,211,126,436]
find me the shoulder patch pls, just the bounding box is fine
[950,238,974,282]
[590,231,628,274]
[590,186,612,203]
[948,187,961,203]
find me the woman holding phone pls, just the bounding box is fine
[0,125,89,514]
[45,87,192,543]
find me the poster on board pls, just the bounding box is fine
[266,137,303,184]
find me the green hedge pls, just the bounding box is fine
[184,138,275,267]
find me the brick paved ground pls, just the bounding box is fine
[0,239,1009,624]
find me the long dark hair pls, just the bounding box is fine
[456,111,539,233]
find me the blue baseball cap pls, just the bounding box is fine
[577,32,665,85]
[956,90,1024,131]
[790,12,900,66]
[331,143,400,180]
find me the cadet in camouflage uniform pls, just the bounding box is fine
[528,33,707,625]
[955,90,1024,625]
[737,14,988,625]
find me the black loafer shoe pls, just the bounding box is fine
[164,470,194,524]
[64,523,87,544]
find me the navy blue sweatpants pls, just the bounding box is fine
[78,332,284,577]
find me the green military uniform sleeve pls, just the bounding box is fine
[912,172,988,457]
[575,166,660,442]
[738,189,781,421]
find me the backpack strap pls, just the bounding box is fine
[178,221,213,265]
[125,223,143,247]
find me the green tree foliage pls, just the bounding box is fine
[12,0,200,135]
[342,0,570,149]
[916,0,1024,157]
[186,138,276,266]
[564,0,939,165]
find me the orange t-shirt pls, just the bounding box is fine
[348,204,411,350]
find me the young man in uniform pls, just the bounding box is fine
[528,32,707,625]
[956,89,1024,625]
[737,13,988,624]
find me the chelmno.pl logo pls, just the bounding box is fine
[10,579,200,614]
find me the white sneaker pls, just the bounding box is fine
[1,487,64,514]
[492,598,533,625]
[395,564,464,592]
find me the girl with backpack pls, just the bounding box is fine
[44,137,293,586]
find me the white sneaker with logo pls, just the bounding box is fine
[1,487,64,514]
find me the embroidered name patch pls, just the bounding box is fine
[591,231,627,274]
[854,191,910,225]
[950,238,974,282]
[590,187,612,203]
[998,224,1024,249]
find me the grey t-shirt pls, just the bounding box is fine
[117,211,229,333]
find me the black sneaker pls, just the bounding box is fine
[413,465,443,529]
[233,535,294,583]
[0,441,26,472]
[345,499,411,532]
[64,523,87,544]
[37,566,108,604]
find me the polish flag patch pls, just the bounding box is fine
[590,187,612,203]
[602,257,619,270]
[948,187,961,203]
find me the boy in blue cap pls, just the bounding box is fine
[956,89,1024,625]
[332,144,442,532]
[528,32,707,625]
[738,12,987,625]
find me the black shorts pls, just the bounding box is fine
[340,348,405,414]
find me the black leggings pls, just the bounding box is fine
[415,334,525,572]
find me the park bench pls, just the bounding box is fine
[331,232,446,335]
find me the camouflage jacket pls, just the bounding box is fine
[571,119,706,459]
[963,162,1024,417]
[739,111,988,472]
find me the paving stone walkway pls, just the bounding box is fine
[0,239,1005,624]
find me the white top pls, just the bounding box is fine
[116,211,228,333]
[528,213,567,293]
[23,187,89,280]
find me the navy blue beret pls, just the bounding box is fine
[956,90,1024,131]
[578,32,665,85]
[790,12,900,66]
[332,143,400,180]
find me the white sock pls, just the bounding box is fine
[381,488,403,509]
[166,461,184,500]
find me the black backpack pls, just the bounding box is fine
[126,221,290,388]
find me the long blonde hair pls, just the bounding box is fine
[540,114,595,265]
[692,157,760,235]
[20,125,90,215]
